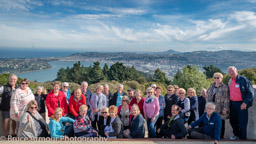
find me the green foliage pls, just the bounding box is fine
[0,73,22,87]
[239,68,256,84]
[107,62,126,82]
[102,63,109,79]
[87,62,104,84]
[203,65,224,79]
[173,65,211,95]
[153,68,168,84]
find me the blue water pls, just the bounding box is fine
[17,61,98,83]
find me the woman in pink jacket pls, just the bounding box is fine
[143,87,160,138]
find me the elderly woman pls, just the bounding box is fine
[74,105,97,137]
[187,88,199,125]
[104,105,123,138]
[46,81,68,117]
[90,84,107,129]
[34,86,47,120]
[10,78,35,134]
[123,104,145,138]
[60,82,71,105]
[69,88,86,119]
[130,89,144,116]
[177,88,190,123]
[118,96,131,130]
[206,72,229,138]
[49,108,74,138]
[17,100,48,138]
[97,107,111,137]
[143,87,160,138]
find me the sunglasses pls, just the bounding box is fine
[30,107,37,110]
[102,112,107,114]
[148,92,153,94]
[21,83,28,85]
[179,93,185,95]
[168,90,173,91]
[214,77,220,79]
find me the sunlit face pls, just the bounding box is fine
[122,98,128,105]
[188,90,194,97]
[128,91,134,97]
[135,92,141,99]
[37,88,42,95]
[75,89,82,99]
[104,86,109,93]
[81,84,88,91]
[228,68,238,79]
[201,90,207,98]
[79,109,87,117]
[54,84,60,91]
[131,108,137,116]
[55,111,62,120]
[62,85,68,92]
[101,111,108,118]
[206,105,215,115]
[20,81,28,90]
[109,110,117,118]
[156,88,161,96]
[171,106,179,117]
[167,88,174,95]
[178,90,186,98]
[96,87,103,94]
[214,74,223,84]
[147,90,154,97]
[9,76,17,86]
[29,104,37,114]
[117,86,123,92]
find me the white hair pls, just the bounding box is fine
[81,81,88,87]
[205,102,216,110]
[118,84,123,88]
[103,84,109,88]
[201,88,207,93]
[37,86,44,91]
[62,82,69,87]
[9,74,17,80]
[228,66,237,72]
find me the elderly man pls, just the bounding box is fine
[110,84,127,107]
[0,74,18,137]
[198,88,207,117]
[69,88,86,119]
[187,102,221,144]
[164,85,178,122]
[103,84,113,107]
[127,88,134,101]
[81,81,92,115]
[157,105,187,139]
[228,66,254,140]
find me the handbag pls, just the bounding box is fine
[27,111,49,137]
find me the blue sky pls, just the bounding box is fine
[0,0,256,52]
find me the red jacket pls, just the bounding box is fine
[130,97,145,116]
[46,90,68,117]
[69,94,86,118]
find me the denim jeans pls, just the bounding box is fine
[147,116,158,138]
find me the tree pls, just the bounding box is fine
[108,62,126,82]
[56,68,68,81]
[153,68,167,84]
[173,65,211,95]
[203,65,224,79]
[102,63,109,78]
[87,61,104,84]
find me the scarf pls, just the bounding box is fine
[167,116,174,128]
[146,95,156,103]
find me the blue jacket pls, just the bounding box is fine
[189,96,199,121]
[60,89,71,104]
[190,112,221,141]
[130,114,145,138]
[49,116,74,138]
[229,75,254,108]
[158,95,166,117]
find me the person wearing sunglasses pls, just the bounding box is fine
[17,100,48,138]
[10,78,35,134]
[118,96,131,130]
[98,107,111,137]
[164,85,178,122]
[177,88,190,123]
[206,72,229,139]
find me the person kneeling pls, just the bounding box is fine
[49,107,74,138]
[157,105,187,139]
[74,105,97,137]
[187,102,221,144]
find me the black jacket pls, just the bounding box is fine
[34,93,47,113]
[164,94,178,119]
[97,116,111,137]
[0,83,18,111]
[109,91,127,106]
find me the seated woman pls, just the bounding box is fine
[74,105,97,137]
[49,107,74,138]
[97,107,111,137]
[17,100,48,138]
[123,104,145,138]
[118,96,131,130]
[104,105,123,138]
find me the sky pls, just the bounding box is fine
[0,0,256,52]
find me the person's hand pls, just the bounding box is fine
[214,140,218,144]
[96,108,100,112]
[126,130,130,135]
[105,132,109,136]
[144,115,147,119]
[171,135,175,139]
[157,128,160,134]
[222,110,227,115]
[186,126,191,131]
[27,115,30,123]
[93,130,97,133]
[167,115,171,119]
[151,116,155,122]
[241,103,247,110]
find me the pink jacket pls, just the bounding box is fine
[143,96,160,119]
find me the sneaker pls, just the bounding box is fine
[230,135,239,140]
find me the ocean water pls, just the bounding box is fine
[16,61,97,83]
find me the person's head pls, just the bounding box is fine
[131,104,140,117]
[103,84,109,93]
[228,66,238,79]
[201,88,207,98]
[36,86,43,95]
[146,87,154,97]
[54,107,63,120]
[117,84,123,92]
[79,105,88,117]
[167,85,175,95]
[173,85,179,94]
[74,88,82,100]
[213,72,223,84]
[96,84,103,94]
[134,89,142,99]
[20,78,29,90]
[53,81,61,91]
[128,88,134,98]
[171,105,180,117]
[26,100,38,114]
[155,87,161,96]
[109,105,118,118]
[121,96,130,105]
[187,88,196,97]
[177,88,186,98]
[101,107,109,118]
[9,74,17,86]
[81,81,88,92]
[205,102,216,116]
[62,82,69,92]
[151,84,157,90]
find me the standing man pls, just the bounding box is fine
[110,84,127,107]
[164,85,178,122]
[81,81,92,115]
[103,84,113,107]
[198,88,207,117]
[0,74,18,137]
[127,88,134,101]
[228,66,254,140]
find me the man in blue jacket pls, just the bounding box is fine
[187,102,221,144]
[228,66,254,140]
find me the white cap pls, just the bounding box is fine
[62,82,69,87]
[151,84,157,88]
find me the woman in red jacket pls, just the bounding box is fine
[46,81,68,117]
[118,96,131,130]
[69,88,86,119]
[130,89,144,116]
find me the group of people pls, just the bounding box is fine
[0,66,254,143]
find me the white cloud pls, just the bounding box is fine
[83,6,146,15]
[0,0,43,11]
[51,0,74,7]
